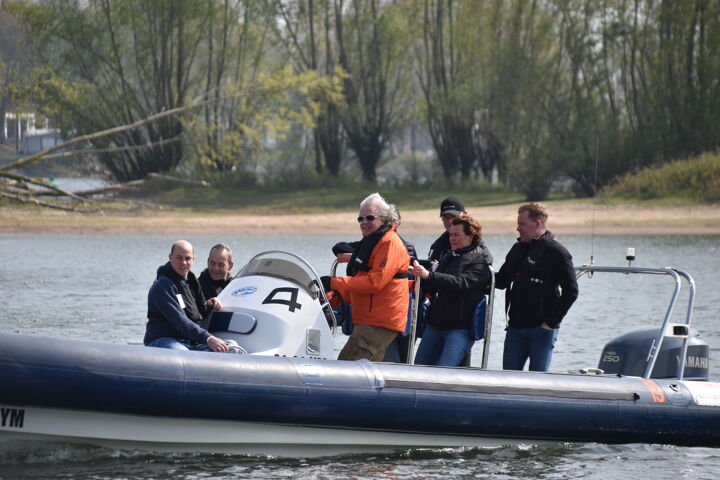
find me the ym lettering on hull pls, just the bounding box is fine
[0,407,25,429]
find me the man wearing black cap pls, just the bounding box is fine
[428,197,492,265]
[427,196,466,262]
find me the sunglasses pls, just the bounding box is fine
[357,215,377,223]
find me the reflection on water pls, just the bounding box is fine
[1,233,719,479]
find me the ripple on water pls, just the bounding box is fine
[4,441,717,480]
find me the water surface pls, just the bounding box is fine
[1,233,719,479]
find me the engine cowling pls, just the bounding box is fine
[598,326,709,380]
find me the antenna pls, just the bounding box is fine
[589,136,599,265]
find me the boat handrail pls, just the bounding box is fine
[574,265,696,380]
[481,269,496,370]
[239,250,338,335]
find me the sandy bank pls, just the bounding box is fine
[2,203,719,235]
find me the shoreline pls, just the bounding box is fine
[2,203,719,235]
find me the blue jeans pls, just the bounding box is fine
[502,326,559,372]
[148,337,210,351]
[414,324,474,367]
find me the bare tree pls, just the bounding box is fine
[413,0,487,179]
[7,1,224,181]
[0,9,23,147]
[274,0,346,176]
[334,0,411,181]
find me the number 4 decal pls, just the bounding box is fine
[262,287,302,312]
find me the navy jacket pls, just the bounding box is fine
[144,263,211,345]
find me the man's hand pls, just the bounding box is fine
[207,335,228,352]
[336,253,352,263]
[206,297,223,311]
[412,260,430,280]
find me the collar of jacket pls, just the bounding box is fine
[347,222,394,276]
[451,244,478,256]
[517,230,556,245]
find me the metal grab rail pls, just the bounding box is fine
[481,269,496,370]
[575,265,696,380]
[406,270,422,365]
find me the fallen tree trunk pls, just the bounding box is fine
[0,170,85,200]
[0,190,82,212]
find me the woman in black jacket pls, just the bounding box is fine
[412,215,491,366]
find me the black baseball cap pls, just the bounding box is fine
[440,196,465,216]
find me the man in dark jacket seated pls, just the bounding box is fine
[198,243,235,300]
[144,240,228,352]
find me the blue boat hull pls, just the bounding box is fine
[1,332,719,454]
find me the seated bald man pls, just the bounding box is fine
[144,240,228,352]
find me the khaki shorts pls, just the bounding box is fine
[338,324,398,362]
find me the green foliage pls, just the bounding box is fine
[603,152,720,202]
[183,66,346,177]
[9,67,89,122]
[5,0,720,204]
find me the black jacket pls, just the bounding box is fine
[421,244,491,330]
[198,268,231,300]
[495,231,578,329]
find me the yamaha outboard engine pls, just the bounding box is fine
[598,326,709,380]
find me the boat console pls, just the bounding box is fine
[206,251,338,359]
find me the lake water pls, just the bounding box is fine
[1,233,719,479]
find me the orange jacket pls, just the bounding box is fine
[330,226,410,332]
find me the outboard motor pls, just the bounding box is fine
[598,326,709,380]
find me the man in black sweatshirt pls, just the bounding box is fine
[198,243,235,300]
[495,203,578,372]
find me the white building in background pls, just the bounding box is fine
[2,112,63,154]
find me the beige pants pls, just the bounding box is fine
[338,323,398,362]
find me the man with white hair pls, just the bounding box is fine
[322,193,411,361]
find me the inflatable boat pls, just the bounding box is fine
[1,251,719,456]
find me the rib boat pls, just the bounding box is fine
[1,250,718,456]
